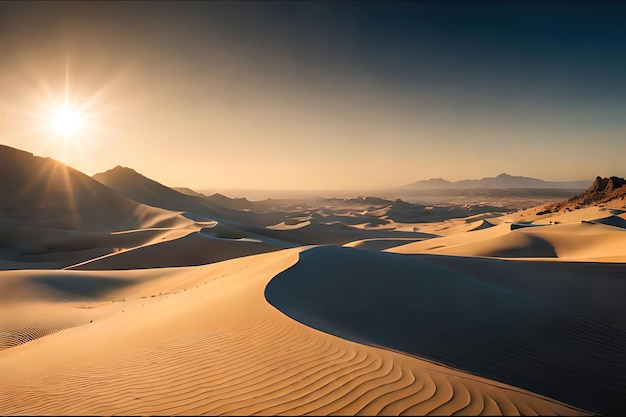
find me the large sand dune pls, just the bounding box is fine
[266,246,626,415]
[0,249,585,415]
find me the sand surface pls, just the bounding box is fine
[267,247,625,415]
[2,145,624,415]
[390,209,626,261]
[0,249,588,415]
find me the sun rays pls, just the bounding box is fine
[9,55,116,164]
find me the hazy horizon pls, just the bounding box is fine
[1,1,625,190]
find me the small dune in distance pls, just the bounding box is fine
[1,143,625,416]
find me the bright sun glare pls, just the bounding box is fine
[53,108,83,136]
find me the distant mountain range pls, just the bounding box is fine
[403,173,591,190]
[93,166,242,220]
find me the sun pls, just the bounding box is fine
[53,108,83,136]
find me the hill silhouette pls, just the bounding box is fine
[0,145,175,231]
[404,172,590,190]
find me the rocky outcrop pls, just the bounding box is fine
[585,176,626,195]
[538,176,626,214]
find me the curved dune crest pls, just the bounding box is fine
[343,237,426,251]
[467,219,496,231]
[266,220,312,230]
[589,214,626,229]
[0,250,584,415]
[424,230,558,258]
[389,223,511,254]
[390,221,626,260]
[265,246,626,415]
[67,231,283,270]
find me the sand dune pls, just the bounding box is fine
[67,231,284,270]
[504,205,609,225]
[343,237,427,251]
[391,223,511,253]
[266,246,626,415]
[467,218,495,231]
[1,144,622,415]
[531,206,612,224]
[0,249,585,415]
[391,221,626,260]
[242,221,436,246]
[266,219,312,230]
[400,214,503,238]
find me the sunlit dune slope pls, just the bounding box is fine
[266,246,626,415]
[390,215,626,260]
[503,205,611,224]
[468,218,495,231]
[0,249,583,415]
[260,221,436,246]
[342,217,497,250]
[344,237,427,251]
[67,230,284,270]
[390,222,511,253]
[398,214,503,238]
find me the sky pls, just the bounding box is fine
[1,1,625,191]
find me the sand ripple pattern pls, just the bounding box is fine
[0,318,579,416]
[266,246,626,415]
[0,324,68,350]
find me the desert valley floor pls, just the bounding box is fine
[1,145,625,416]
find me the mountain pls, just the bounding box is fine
[404,173,591,190]
[93,166,230,221]
[173,186,206,197]
[0,144,192,269]
[538,176,626,214]
[0,145,175,232]
[586,176,626,195]
[92,166,283,225]
[206,192,253,211]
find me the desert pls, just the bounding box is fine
[2,1,625,415]
[1,144,625,415]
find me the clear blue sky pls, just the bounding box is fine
[1,1,625,189]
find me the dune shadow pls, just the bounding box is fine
[510,222,548,230]
[590,215,626,229]
[487,234,558,258]
[265,246,626,416]
[30,274,134,299]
